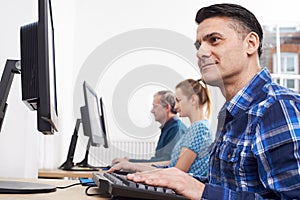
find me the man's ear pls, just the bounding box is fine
[165,104,171,112]
[245,32,259,56]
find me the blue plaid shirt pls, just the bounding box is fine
[201,67,300,199]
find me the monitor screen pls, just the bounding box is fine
[20,0,58,135]
[81,81,108,148]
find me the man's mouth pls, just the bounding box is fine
[200,62,215,73]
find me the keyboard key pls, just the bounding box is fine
[156,187,164,193]
[137,183,146,190]
[146,185,155,191]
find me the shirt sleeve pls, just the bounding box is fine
[252,99,300,199]
[201,184,264,199]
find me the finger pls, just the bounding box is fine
[107,163,122,172]
[128,168,182,186]
[111,158,120,165]
[127,169,163,182]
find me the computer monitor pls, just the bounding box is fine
[0,0,58,193]
[59,81,109,171]
[81,81,108,148]
[20,0,58,134]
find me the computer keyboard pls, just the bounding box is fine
[92,172,188,200]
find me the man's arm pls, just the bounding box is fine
[252,99,300,199]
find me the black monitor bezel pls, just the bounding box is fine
[99,97,109,148]
[37,0,58,134]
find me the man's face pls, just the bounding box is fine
[151,95,167,124]
[196,17,249,87]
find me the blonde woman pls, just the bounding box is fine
[170,78,212,175]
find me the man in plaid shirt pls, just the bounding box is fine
[127,3,300,199]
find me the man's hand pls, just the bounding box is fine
[127,167,205,200]
[108,160,155,173]
[111,157,129,165]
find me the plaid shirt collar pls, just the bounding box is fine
[220,67,271,119]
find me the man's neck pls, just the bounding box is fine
[160,114,176,128]
[222,65,261,101]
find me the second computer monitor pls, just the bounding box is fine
[80,81,108,148]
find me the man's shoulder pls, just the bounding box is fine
[261,82,300,108]
[173,118,188,129]
[166,116,183,125]
[247,82,300,123]
[164,117,187,132]
[246,67,300,106]
[265,80,300,98]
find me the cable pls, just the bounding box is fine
[56,180,108,197]
[56,183,81,189]
[85,185,104,196]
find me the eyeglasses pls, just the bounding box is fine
[152,104,164,110]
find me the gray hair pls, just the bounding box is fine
[154,90,177,114]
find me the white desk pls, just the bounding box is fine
[0,177,108,200]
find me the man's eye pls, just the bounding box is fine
[210,37,220,43]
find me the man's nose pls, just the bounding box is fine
[196,43,211,59]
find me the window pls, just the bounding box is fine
[272,52,299,91]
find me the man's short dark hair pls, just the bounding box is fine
[195,3,263,57]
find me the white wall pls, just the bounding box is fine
[0,0,75,178]
[0,0,299,178]
[0,0,39,178]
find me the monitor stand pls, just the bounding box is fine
[59,119,82,170]
[74,139,100,171]
[0,180,56,194]
[59,119,108,171]
[0,60,20,132]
